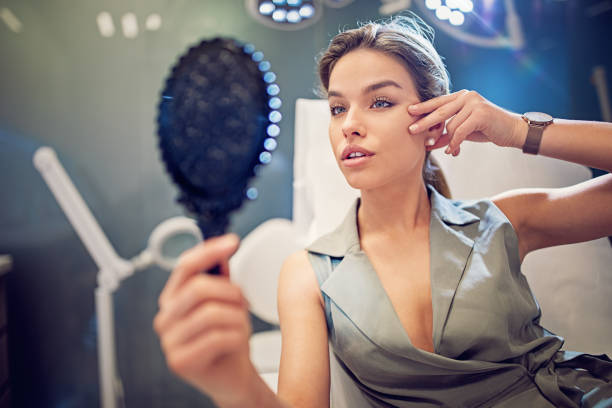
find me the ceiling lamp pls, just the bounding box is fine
[246,0,322,30]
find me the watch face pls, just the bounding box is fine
[524,111,553,124]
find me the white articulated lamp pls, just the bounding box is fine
[33,147,202,408]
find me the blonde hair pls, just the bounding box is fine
[317,12,452,198]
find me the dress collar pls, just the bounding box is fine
[305,184,481,357]
[306,184,480,257]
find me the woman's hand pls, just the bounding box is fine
[153,234,256,407]
[409,90,525,156]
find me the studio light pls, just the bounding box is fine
[415,0,524,49]
[246,0,322,30]
[429,0,471,25]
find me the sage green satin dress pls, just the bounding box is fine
[306,185,612,407]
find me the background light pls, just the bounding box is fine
[145,14,162,31]
[435,5,451,20]
[449,10,465,25]
[286,10,301,23]
[259,151,272,164]
[459,0,473,13]
[267,84,280,95]
[425,0,441,10]
[299,4,315,17]
[264,138,278,151]
[259,2,275,15]
[246,187,259,200]
[267,124,280,137]
[272,8,287,22]
[96,11,114,37]
[446,0,460,9]
[268,97,282,109]
[249,0,320,30]
[121,12,138,39]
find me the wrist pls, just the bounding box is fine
[511,113,529,150]
[212,364,280,408]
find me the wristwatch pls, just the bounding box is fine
[521,112,554,155]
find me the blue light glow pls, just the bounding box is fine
[251,51,264,62]
[268,97,282,109]
[259,61,271,71]
[264,138,278,151]
[243,43,255,53]
[264,72,277,83]
[259,151,272,164]
[269,110,282,123]
[246,187,259,200]
[267,124,280,137]
[267,84,280,95]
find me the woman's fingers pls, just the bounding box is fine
[409,92,467,135]
[447,112,479,154]
[159,234,240,307]
[161,301,251,351]
[155,275,246,334]
[165,325,248,378]
[408,90,467,116]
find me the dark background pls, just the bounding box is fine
[1,0,610,406]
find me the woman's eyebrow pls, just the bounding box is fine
[328,80,403,98]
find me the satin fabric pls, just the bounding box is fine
[306,185,612,407]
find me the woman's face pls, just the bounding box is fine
[327,48,426,191]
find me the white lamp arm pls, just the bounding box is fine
[33,147,131,289]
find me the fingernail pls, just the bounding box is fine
[409,124,418,133]
[408,105,417,110]
[425,137,435,146]
[445,146,451,154]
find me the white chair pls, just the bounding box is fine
[230,98,612,400]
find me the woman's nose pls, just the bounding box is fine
[341,109,366,138]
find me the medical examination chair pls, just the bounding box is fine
[229,99,612,404]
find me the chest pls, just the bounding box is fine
[362,235,434,352]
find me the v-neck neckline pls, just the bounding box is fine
[354,189,437,354]
[312,184,480,359]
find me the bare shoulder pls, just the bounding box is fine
[278,249,323,306]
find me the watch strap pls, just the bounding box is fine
[522,124,545,155]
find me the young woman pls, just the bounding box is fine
[153,15,612,408]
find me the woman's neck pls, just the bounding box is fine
[357,178,431,243]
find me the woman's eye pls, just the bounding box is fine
[330,105,346,116]
[372,99,392,109]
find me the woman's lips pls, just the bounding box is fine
[342,153,375,168]
[341,145,375,160]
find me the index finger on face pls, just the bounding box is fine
[407,92,461,115]
[159,234,240,305]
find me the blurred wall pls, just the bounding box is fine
[0,0,610,407]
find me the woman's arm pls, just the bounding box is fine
[407,90,612,260]
[277,250,331,408]
[408,90,612,173]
